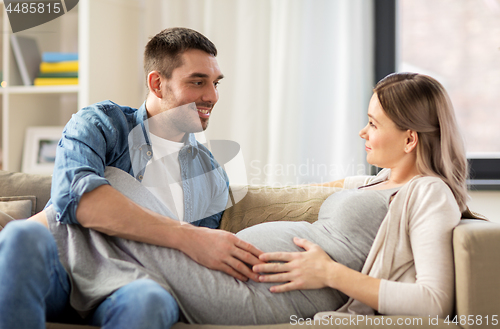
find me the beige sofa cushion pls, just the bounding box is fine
[0,170,52,213]
[0,195,37,231]
[0,196,36,219]
[220,185,341,233]
[0,211,15,231]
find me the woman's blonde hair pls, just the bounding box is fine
[374,72,468,212]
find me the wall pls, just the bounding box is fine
[468,191,500,222]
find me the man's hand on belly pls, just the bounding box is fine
[178,225,265,282]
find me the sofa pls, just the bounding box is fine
[1,169,499,329]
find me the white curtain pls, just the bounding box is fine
[142,0,374,186]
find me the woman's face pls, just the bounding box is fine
[359,93,409,168]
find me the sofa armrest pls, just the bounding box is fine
[220,185,341,233]
[453,219,500,329]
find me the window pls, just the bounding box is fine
[398,0,500,155]
[375,0,500,188]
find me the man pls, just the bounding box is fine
[0,27,262,329]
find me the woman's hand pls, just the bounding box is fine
[252,237,336,293]
[254,237,381,309]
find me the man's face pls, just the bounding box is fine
[156,49,224,135]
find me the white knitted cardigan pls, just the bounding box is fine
[316,169,461,318]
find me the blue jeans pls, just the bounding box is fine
[0,220,179,329]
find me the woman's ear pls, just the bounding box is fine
[147,71,163,98]
[405,130,418,153]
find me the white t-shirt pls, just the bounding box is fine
[141,133,185,221]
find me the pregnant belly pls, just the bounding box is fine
[235,220,363,271]
[235,221,318,253]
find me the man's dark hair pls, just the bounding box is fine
[144,27,217,82]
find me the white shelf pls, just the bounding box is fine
[4,85,79,94]
[0,0,144,172]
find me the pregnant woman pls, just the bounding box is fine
[23,72,471,327]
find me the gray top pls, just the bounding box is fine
[313,186,399,271]
[48,168,399,325]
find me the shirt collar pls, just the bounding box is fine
[129,102,199,157]
[135,101,148,126]
[128,102,150,151]
[182,133,200,158]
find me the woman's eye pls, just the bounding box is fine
[369,121,376,128]
[214,81,220,88]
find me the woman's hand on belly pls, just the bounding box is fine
[252,237,336,293]
[254,237,381,310]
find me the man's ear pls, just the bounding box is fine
[147,71,162,98]
[405,130,418,153]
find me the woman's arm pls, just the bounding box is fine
[253,237,380,310]
[377,180,460,317]
[310,169,389,189]
[309,179,344,188]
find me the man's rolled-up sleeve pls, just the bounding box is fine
[51,109,118,225]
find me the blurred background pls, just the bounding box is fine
[1,0,498,219]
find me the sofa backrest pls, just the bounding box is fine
[220,185,341,233]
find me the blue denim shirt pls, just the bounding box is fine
[48,100,229,228]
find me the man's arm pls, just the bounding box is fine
[77,184,263,281]
[51,105,262,281]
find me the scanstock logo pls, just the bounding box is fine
[3,0,79,33]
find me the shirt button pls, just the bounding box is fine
[139,147,142,151]
[147,151,152,157]
[138,175,143,180]
[56,213,61,220]
[187,149,191,153]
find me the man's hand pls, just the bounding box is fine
[252,237,335,293]
[179,226,264,282]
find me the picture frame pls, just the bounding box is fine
[22,126,64,175]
